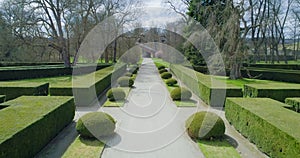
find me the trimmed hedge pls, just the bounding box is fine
[241,67,300,83]
[76,112,116,138]
[159,69,168,74]
[0,95,5,104]
[106,88,126,101]
[244,83,300,102]
[0,64,111,81]
[186,111,225,140]
[117,76,134,87]
[0,82,49,101]
[285,98,300,112]
[170,64,242,107]
[244,63,300,70]
[225,98,300,158]
[161,72,172,79]
[170,87,192,101]
[50,64,126,106]
[165,78,177,86]
[0,96,75,158]
[157,65,166,70]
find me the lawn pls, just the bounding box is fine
[198,139,241,158]
[255,60,300,64]
[62,136,104,158]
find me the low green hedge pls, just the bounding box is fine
[51,64,126,106]
[285,98,300,112]
[0,95,5,104]
[170,64,242,107]
[225,98,300,158]
[244,83,300,102]
[241,67,300,83]
[0,64,111,81]
[0,96,75,158]
[0,82,49,101]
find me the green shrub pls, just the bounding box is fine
[106,88,126,101]
[0,95,5,103]
[171,87,192,101]
[165,78,177,86]
[125,72,133,77]
[159,69,168,74]
[170,64,243,107]
[225,98,300,157]
[161,72,172,79]
[285,98,300,112]
[117,76,134,87]
[0,96,75,158]
[76,112,116,138]
[185,111,225,140]
[158,65,166,70]
[0,82,49,101]
[244,83,300,102]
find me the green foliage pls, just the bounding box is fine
[0,95,5,103]
[117,76,134,87]
[157,65,166,70]
[170,64,242,107]
[186,111,225,140]
[244,83,300,102]
[159,69,168,74]
[106,88,126,101]
[285,98,300,112]
[160,72,172,79]
[165,78,178,86]
[76,112,116,138]
[170,87,192,101]
[51,64,126,106]
[0,96,75,158]
[125,72,133,77]
[225,98,300,158]
[0,82,49,100]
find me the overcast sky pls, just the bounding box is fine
[139,0,183,28]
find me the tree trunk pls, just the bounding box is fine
[229,63,242,80]
[113,40,117,63]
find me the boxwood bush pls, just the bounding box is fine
[125,72,133,77]
[0,95,5,103]
[117,76,134,87]
[170,87,192,101]
[76,112,116,138]
[158,65,166,70]
[159,69,168,74]
[106,88,126,101]
[225,98,300,157]
[165,78,177,86]
[186,111,225,140]
[161,72,172,79]
[0,96,75,158]
[285,98,300,112]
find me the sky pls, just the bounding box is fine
[139,0,183,28]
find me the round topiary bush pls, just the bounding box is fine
[76,112,116,138]
[159,69,168,74]
[125,72,132,77]
[185,111,225,140]
[165,78,178,86]
[158,65,166,70]
[117,76,134,87]
[161,72,172,79]
[170,87,192,100]
[106,88,126,101]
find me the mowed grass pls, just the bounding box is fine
[198,139,241,158]
[213,76,281,90]
[62,136,104,158]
